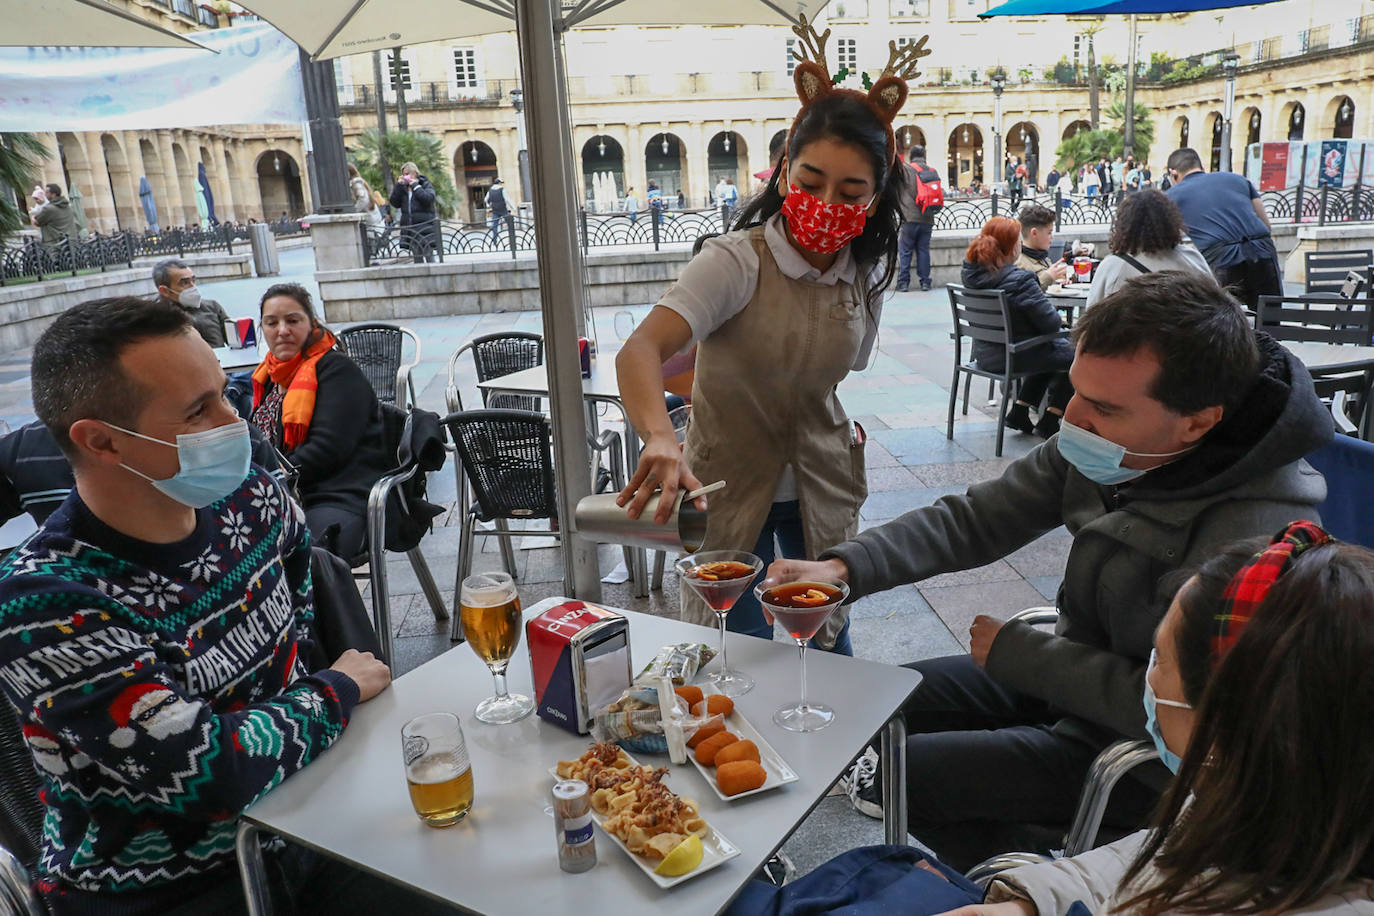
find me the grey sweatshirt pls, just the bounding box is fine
[822,336,1332,738]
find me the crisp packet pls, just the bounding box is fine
[590,682,720,758]
[633,642,717,688]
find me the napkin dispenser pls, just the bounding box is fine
[527,601,632,734]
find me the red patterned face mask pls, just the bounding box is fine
[780,185,873,254]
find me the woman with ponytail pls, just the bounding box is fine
[962,216,1073,438]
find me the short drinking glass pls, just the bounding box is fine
[401,712,474,827]
[460,571,534,725]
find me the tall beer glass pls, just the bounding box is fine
[401,712,473,826]
[460,571,534,724]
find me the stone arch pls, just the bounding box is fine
[255,149,305,221]
[894,124,928,157]
[170,142,200,227]
[1242,106,1262,147]
[136,138,169,231]
[1279,100,1305,141]
[1327,94,1356,139]
[1062,120,1092,141]
[645,132,687,205]
[707,130,748,199]
[99,133,136,231]
[947,123,984,188]
[54,132,95,229]
[1173,114,1191,149]
[1205,111,1224,172]
[1006,120,1041,183]
[581,134,626,212]
[455,140,498,222]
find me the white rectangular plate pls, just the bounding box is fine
[686,688,799,801]
[548,754,740,888]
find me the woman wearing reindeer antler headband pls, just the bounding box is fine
[615,20,931,654]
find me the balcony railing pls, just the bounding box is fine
[336,80,516,110]
[197,6,219,27]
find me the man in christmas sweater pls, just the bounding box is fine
[0,299,452,914]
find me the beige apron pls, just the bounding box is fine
[681,226,869,648]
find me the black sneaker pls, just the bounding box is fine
[755,850,797,886]
[919,280,932,291]
[895,282,910,292]
[842,749,883,819]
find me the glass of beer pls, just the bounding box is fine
[460,571,534,725]
[401,712,473,827]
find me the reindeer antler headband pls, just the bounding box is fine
[786,14,932,165]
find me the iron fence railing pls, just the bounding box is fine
[2,221,308,286]
[336,80,516,110]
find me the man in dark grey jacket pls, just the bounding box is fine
[771,271,1331,869]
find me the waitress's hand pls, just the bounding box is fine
[617,433,704,525]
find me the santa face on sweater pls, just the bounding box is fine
[109,684,199,749]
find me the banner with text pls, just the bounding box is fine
[0,22,304,132]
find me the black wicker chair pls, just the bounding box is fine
[448,332,545,413]
[443,410,560,640]
[0,696,45,914]
[337,323,421,407]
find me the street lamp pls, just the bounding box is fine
[511,87,532,207]
[990,68,1006,184]
[1220,51,1240,172]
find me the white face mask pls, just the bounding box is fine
[175,285,202,309]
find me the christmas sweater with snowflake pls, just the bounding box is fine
[0,466,360,897]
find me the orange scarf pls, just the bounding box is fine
[252,329,337,450]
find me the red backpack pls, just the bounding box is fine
[912,164,944,216]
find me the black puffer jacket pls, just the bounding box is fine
[961,259,1069,372]
[388,175,437,226]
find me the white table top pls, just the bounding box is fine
[477,362,622,401]
[1282,341,1374,373]
[243,598,921,915]
[1045,286,1089,299]
[213,345,264,372]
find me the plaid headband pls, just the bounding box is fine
[1212,520,1333,664]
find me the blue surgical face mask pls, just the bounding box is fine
[1058,419,1193,485]
[1143,648,1193,773]
[107,419,251,508]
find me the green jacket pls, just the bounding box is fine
[34,197,79,245]
[823,334,1331,739]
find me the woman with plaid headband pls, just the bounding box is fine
[958,521,1374,915]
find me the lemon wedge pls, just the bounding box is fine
[653,834,704,876]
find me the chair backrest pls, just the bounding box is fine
[1305,433,1374,549]
[1304,248,1373,296]
[336,323,421,406]
[469,332,544,412]
[1255,295,1374,346]
[0,697,44,871]
[443,409,556,523]
[947,284,1012,363]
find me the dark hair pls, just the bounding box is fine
[1167,148,1203,174]
[964,216,1020,270]
[732,92,903,303]
[259,282,330,347]
[692,232,721,257]
[153,257,189,290]
[768,132,786,165]
[908,145,925,161]
[44,183,62,200]
[1117,539,1374,915]
[1072,271,1260,415]
[32,297,192,458]
[1016,203,1055,235]
[1108,189,1187,256]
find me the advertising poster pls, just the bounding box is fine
[1319,140,1347,188]
[1259,143,1289,190]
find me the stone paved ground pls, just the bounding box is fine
[1,247,1072,877]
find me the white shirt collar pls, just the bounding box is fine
[763,212,857,286]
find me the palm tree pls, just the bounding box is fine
[348,128,457,218]
[1083,23,1104,130]
[0,133,49,241]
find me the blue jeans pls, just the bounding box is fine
[728,500,853,656]
[897,221,932,287]
[487,212,505,246]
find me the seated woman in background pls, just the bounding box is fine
[961,217,1072,439]
[943,522,1374,916]
[250,283,391,559]
[1085,189,1211,308]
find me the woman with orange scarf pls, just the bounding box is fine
[250,283,390,558]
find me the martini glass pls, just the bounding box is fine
[755,578,850,732]
[676,550,763,697]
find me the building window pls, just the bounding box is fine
[453,48,478,88]
[1294,29,1310,54]
[1334,18,1358,48]
[385,50,412,92]
[890,0,929,16]
[836,38,858,74]
[786,38,797,76]
[831,0,867,18]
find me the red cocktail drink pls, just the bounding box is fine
[756,578,849,732]
[677,551,763,697]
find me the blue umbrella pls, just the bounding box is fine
[197,162,217,226]
[138,176,159,233]
[981,0,1282,13]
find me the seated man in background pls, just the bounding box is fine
[0,298,447,915]
[153,257,231,348]
[771,272,1332,869]
[1013,203,1068,291]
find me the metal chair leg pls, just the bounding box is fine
[962,369,972,415]
[1063,739,1160,856]
[493,518,519,578]
[235,822,274,916]
[995,372,1011,457]
[451,509,476,641]
[947,366,961,440]
[408,548,449,622]
[651,550,666,590]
